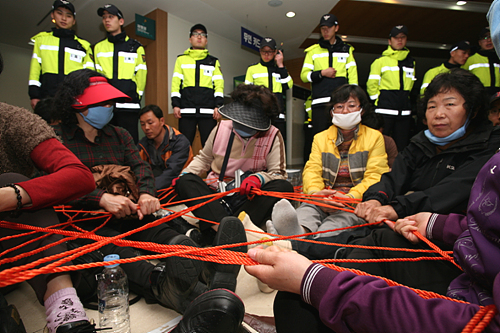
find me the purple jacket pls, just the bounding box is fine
[302,152,500,332]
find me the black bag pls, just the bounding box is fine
[219,171,252,215]
[217,131,253,215]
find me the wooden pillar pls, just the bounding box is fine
[124,9,176,126]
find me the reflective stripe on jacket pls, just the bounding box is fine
[301,36,358,105]
[366,46,415,112]
[29,29,94,99]
[94,32,147,104]
[171,48,224,116]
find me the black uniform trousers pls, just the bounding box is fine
[179,116,217,147]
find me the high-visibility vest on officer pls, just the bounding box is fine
[463,27,500,96]
[94,4,148,143]
[367,25,416,152]
[301,13,358,135]
[171,24,224,146]
[29,0,94,110]
[245,37,293,113]
[421,41,470,95]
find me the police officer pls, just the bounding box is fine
[245,37,293,138]
[463,27,500,96]
[420,41,470,95]
[367,25,416,151]
[29,0,94,110]
[94,4,147,143]
[171,24,224,146]
[301,14,358,135]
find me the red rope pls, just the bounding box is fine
[0,188,495,331]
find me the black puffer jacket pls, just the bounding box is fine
[363,121,500,218]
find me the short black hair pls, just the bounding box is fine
[419,68,488,126]
[326,84,374,120]
[139,104,164,119]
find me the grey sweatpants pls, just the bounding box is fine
[296,202,367,239]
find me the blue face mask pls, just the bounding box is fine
[233,121,258,138]
[80,105,114,129]
[424,114,471,146]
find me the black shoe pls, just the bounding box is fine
[203,216,247,292]
[0,293,26,333]
[163,216,203,244]
[48,320,109,333]
[151,235,207,314]
[171,289,245,333]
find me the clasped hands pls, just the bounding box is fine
[99,192,160,220]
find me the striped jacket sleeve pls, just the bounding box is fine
[213,59,224,107]
[171,57,183,108]
[346,48,358,85]
[134,46,147,100]
[366,58,382,101]
[28,37,43,100]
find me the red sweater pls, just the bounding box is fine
[17,138,95,210]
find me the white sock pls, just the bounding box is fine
[270,199,304,236]
[238,212,291,250]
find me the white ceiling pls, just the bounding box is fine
[0,0,337,59]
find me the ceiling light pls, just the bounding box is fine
[456,1,467,5]
[286,11,295,18]
[268,0,283,7]
[342,35,347,39]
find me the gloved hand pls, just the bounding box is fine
[239,176,261,195]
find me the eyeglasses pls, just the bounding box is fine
[191,32,207,38]
[260,50,275,55]
[483,35,492,40]
[331,103,361,113]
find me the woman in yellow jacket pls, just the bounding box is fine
[267,84,389,239]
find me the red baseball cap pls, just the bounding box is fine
[72,76,130,109]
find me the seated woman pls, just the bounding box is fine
[290,68,500,260]
[0,54,97,331]
[356,68,500,225]
[245,148,500,333]
[266,84,389,239]
[51,69,248,313]
[175,84,293,242]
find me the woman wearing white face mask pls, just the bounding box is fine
[266,84,390,240]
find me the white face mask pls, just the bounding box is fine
[331,109,362,130]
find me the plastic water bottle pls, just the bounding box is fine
[97,254,131,333]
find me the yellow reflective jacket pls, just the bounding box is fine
[171,48,224,117]
[367,46,415,112]
[94,32,147,105]
[29,28,94,100]
[301,37,358,105]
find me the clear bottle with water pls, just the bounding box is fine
[97,254,131,333]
